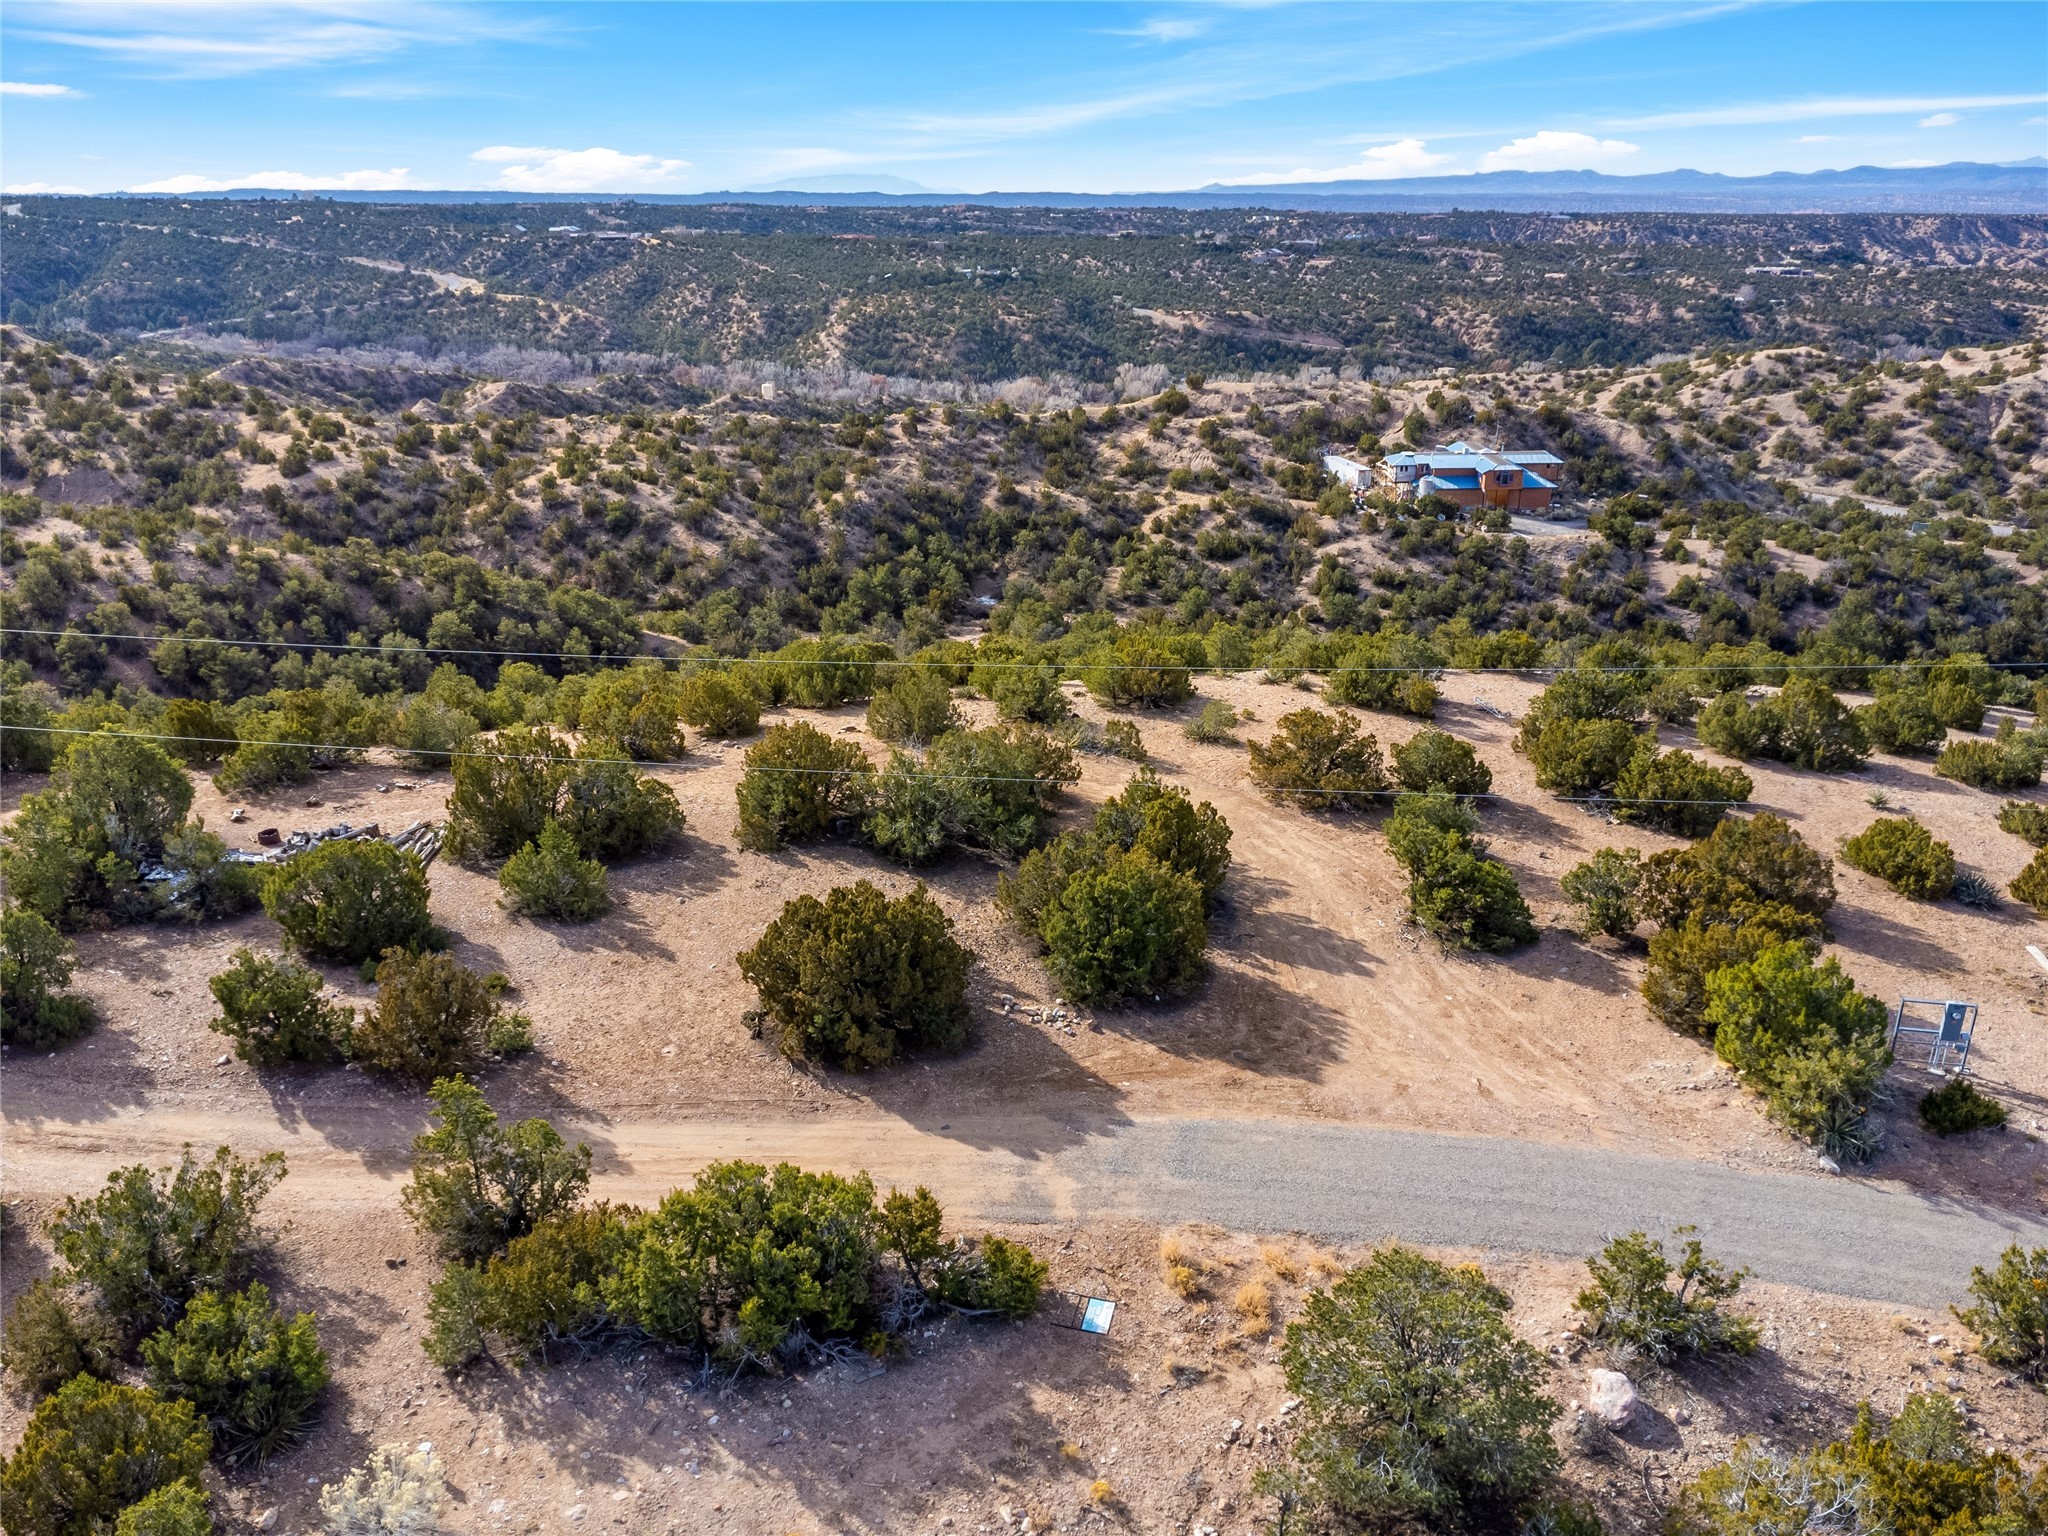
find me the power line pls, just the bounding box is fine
[1,721,1757,809]
[5,625,2040,678]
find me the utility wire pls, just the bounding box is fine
[1,722,1757,808]
[4,626,2038,677]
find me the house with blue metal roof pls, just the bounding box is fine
[1374,440,1562,512]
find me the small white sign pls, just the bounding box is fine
[1080,1298,1117,1335]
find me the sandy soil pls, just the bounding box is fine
[7,675,2048,1530]
[8,673,2046,1209]
[4,1199,2040,1536]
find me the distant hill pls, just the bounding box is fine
[127,161,2048,214]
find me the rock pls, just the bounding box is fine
[1672,1405,1692,1425]
[1816,1154,1842,1175]
[1587,1368,1639,1429]
[564,1505,587,1523]
[255,1509,279,1532]
[216,1054,230,1067]
[1928,1334,1947,1346]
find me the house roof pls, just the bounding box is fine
[1421,472,1481,491]
[1382,444,1563,473]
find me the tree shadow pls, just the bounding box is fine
[1225,872,1379,978]
[1080,960,1353,1085]
[817,1002,1136,1162]
[651,830,740,903]
[0,1023,154,1127]
[1826,906,1964,975]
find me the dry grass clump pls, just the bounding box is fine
[1233,1279,1273,1337]
[1089,1478,1117,1508]
[1161,1233,1205,1298]
[1259,1243,1301,1281]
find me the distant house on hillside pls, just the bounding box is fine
[1327,440,1564,512]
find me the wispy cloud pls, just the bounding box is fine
[1104,15,1212,43]
[1918,111,1960,128]
[14,2,539,78]
[1794,134,1837,143]
[1613,92,2047,130]
[1226,138,1453,184]
[4,180,86,194]
[1481,130,1638,172]
[129,166,413,193]
[471,145,690,193]
[0,80,78,96]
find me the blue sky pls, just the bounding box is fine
[2,2,2044,196]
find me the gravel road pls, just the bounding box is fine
[7,1108,2042,1308]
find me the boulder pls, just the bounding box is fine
[1587,1367,1639,1429]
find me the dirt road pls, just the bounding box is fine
[8,1106,2041,1308]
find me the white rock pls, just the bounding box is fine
[255,1510,279,1533]
[1816,1154,1842,1175]
[1587,1368,1639,1429]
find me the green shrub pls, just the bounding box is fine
[1576,1228,1757,1364]
[1637,812,1837,930]
[944,1235,1049,1320]
[1697,678,1871,771]
[1919,1078,2007,1137]
[1246,708,1388,810]
[206,949,353,1067]
[351,949,498,1083]
[1840,817,1956,900]
[2013,846,2048,915]
[1668,1394,2040,1536]
[1183,698,1240,745]
[0,1378,210,1536]
[553,748,683,863]
[1391,728,1492,796]
[865,668,959,745]
[260,840,434,964]
[2,1281,121,1400]
[388,697,479,771]
[1324,630,1444,719]
[1858,687,1947,755]
[401,1076,591,1263]
[1997,800,2048,846]
[0,683,59,773]
[158,700,236,767]
[140,1283,327,1466]
[2,906,97,1051]
[1642,912,1813,1037]
[154,824,261,924]
[1386,796,1537,954]
[675,670,761,737]
[1937,720,2044,789]
[111,1478,212,1536]
[1705,942,1891,1160]
[428,1208,625,1367]
[739,881,973,1069]
[1560,848,1643,940]
[1040,851,1208,1005]
[734,722,873,851]
[498,819,609,921]
[442,725,572,863]
[1082,632,1196,708]
[1090,772,1234,910]
[1521,716,1640,797]
[972,652,1071,724]
[49,1146,284,1334]
[1927,677,1989,732]
[1515,668,1644,743]
[1953,1245,2047,1382]
[1260,1247,1557,1533]
[1612,746,1752,836]
[1099,718,1147,762]
[604,1161,886,1364]
[571,669,686,761]
[770,637,887,707]
[1,733,196,925]
[923,724,1077,856]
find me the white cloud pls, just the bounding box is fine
[1480,130,1638,173]
[13,2,540,79]
[1794,134,1837,143]
[129,167,413,193]
[4,181,86,194]
[1614,92,2046,130]
[470,145,689,193]
[1228,138,1453,184]
[0,81,77,96]
[1107,16,1211,42]
[1919,111,1961,128]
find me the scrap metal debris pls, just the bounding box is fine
[227,819,445,868]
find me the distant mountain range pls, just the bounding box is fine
[128,160,2048,214]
